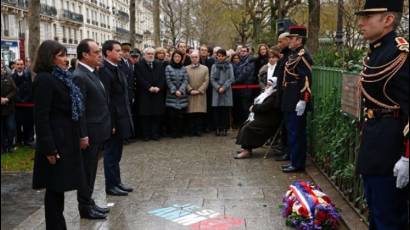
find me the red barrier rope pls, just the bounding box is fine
[232,84,260,90]
[15,103,34,108]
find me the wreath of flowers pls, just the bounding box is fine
[280,181,341,230]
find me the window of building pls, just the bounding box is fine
[80,29,83,40]
[66,1,69,11]
[53,24,57,38]
[62,26,66,38]
[87,30,90,38]
[60,0,63,9]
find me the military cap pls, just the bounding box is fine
[287,26,307,38]
[355,0,404,15]
[130,48,141,56]
[121,42,132,47]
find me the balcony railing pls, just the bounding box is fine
[61,9,84,23]
[116,27,129,35]
[40,4,57,17]
[116,10,129,21]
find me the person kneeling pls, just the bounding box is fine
[234,78,281,159]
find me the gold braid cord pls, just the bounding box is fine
[359,51,408,110]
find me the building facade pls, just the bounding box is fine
[1,0,155,63]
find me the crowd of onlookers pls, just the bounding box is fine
[1,38,289,153]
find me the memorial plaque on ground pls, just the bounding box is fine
[341,74,361,120]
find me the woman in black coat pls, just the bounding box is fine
[234,78,281,159]
[32,40,86,230]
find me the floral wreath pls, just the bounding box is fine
[280,181,341,230]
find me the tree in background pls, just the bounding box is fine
[28,0,40,66]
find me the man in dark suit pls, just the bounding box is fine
[355,1,409,229]
[134,47,166,141]
[73,39,111,219]
[99,40,134,196]
[12,59,34,146]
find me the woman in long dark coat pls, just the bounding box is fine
[32,40,86,229]
[234,78,281,159]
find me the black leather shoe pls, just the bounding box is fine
[79,207,107,219]
[117,183,133,192]
[106,186,128,196]
[281,164,292,169]
[282,166,304,173]
[274,154,290,161]
[93,204,110,214]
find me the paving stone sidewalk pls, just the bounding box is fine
[13,132,356,230]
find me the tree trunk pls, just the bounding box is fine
[28,0,40,63]
[307,0,320,54]
[153,0,161,47]
[130,0,136,47]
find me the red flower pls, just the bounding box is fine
[316,211,326,221]
[298,206,309,217]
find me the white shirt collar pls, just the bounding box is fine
[105,59,118,67]
[78,61,95,72]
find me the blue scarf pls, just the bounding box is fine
[52,66,84,121]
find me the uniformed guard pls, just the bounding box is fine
[281,26,313,173]
[356,0,409,229]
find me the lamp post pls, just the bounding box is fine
[254,4,263,47]
[335,0,344,51]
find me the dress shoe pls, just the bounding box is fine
[281,164,292,169]
[79,207,107,219]
[106,186,128,196]
[282,166,304,173]
[274,154,290,161]
[215,129,220,136]
[93,204,110,214]
[117,183,133,192]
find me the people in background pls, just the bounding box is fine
[186,50,209,137]
[134,47,166,141]
[12,59,34,146]
[1,62,17,153]
[258,48,281,90]
[165,50,189,138]
[68,58,77,73]
[210,49,234,136]
[176,42,192,66]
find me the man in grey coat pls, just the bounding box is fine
[73,39,111,219]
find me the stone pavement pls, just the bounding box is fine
[14,132,354,230]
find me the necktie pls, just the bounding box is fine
[148,62,153,69]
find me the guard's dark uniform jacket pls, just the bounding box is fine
[357,31,409,176]
[281,46,313,111]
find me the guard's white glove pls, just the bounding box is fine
[393,156,409,189]
[295,100,306,116]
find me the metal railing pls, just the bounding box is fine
[40,4,57,17]
[61,9,84,23]
[115,27,129,35]
[308,67,368,218]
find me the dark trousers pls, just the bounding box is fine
[205,89,215,132]
[77,144,101,208]
[141,115,161,139]
[284,111,307,169]
[213,107,230,130]
[15,106,34,144]
[45,189,67,230]
[167,107,185,137]
[189,113,204,135]
[1,113,16,151]
[362,175,409,230]
[104,134,123,189]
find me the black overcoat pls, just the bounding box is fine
[236,93,281,148]
[32,72,85,192]
[99,60,134,139]
[134,59,166,116]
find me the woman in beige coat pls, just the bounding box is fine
[186,51,209,136]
